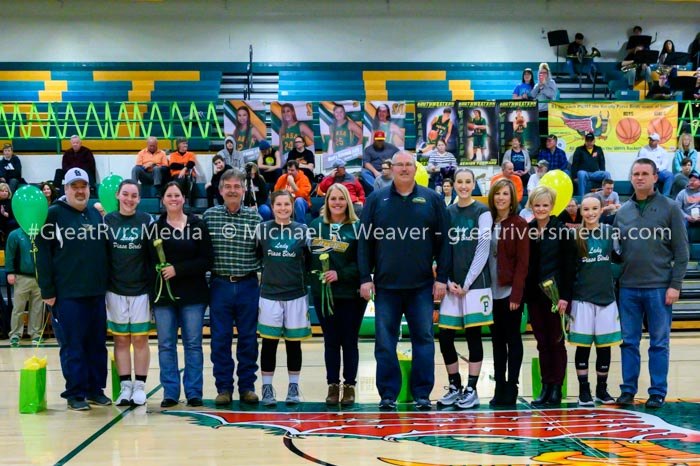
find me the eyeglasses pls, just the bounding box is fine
[392,163,414,168]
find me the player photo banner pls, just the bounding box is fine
[549,102,678,152]
[223,100,267,151]
[415,101,459,155]
[459,101,499,166]
[270,101,316,154]
[498,100,539,158]
[363,101,406,149]
[320,145,364,173]
[319,100,363,155]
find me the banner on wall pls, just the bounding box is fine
[548,102,679,152]
[458,101,499,166]
[363,101,406,149]
[223,100,267,151]
[319,145,364,173]
[498,100,539,159]
[319,100,363,153]
[270,101,316,154]
[415,101,459,156]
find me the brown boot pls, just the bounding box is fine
[326,384,340,405]
[341,384,355,406]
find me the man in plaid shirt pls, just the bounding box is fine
[537,134,570,175]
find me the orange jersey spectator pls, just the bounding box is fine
[169,138,198,178]
[274,161,312,206]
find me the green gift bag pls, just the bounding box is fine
[397,351,413,403]
[111,355,121,402]
[19,367,47,414]
[531,357,567,399]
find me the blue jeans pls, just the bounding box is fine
[360,168,377,189]
[565,58,597,80]
[258,204,272,221]
[154,303,206,400]
[577,170,611,198]
[657,170,673,196]
[294,197,308,224]
[374,285,435,401]
[619,287,672,397]
[210,276,260,394]
[52,296,108,400]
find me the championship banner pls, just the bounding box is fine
[498,100,539,158]
[549,102,679,152]
[223,100,266,151]
[459,101,498,166]
[319,100,363,155]
[270,101,316,154]
[363,101,406,149]
[415,101,459,155]
[319,145,364,173]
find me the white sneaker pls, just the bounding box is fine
[456,387,480,409]
[116,381,133,407]
[131,380,147,406]
[437,385,462,407]
[261,384,276,406]
[286,383,301,405]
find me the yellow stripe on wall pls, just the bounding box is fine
[363,71,446,81]
[38,90,62,102]
[93,71,200,81]
[365,91,389,100]
[449,80,470,91]
[451,90,474,100]
[0,71,51,81]
[45,80,68,91]
[364,80,387,91]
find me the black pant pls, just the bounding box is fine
[313,295,365,385]
[206,185,223,208]
[491,297,524,384]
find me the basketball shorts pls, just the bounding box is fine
[106,291,151,336]
[258,296,311,340]
[438,287,493,329]
[568,300,622,347]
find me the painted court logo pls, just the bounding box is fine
[164,403,700,465]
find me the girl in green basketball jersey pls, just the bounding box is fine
[233,106,264,151]
[279,103,314,155]
[569,194,621,407]
[326,104,362,154]
[372,103,404,148]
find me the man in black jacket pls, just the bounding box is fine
[37,167,110,411]
[572,133,611,198]
[0,143,26,193]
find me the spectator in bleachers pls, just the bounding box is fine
[672,133,697,173]
[361,130,399,192]
[490,161,523,203]
[422,108,455,154]
[218,136,244,171]
[557,198,583,228]
[286,136,316,182]
[502,136,531,188]
[257,140,282,186]
[565,33,597,81]
[512,68,534,100]
[373,160,393,192]
[57,135,96,193]
[372,103,404,148]
[169,137,199,206]
[529,63,558,102]
[317,160,364,216]
[131,137,170,196]
[675,170,700,229]
[441,178,456,206]
[537,134,569,174]
[657,40,677,71]
[40,181,58,205]
[326,104,362,155]
[527,160,549,195]
[426,139,457,188]
[689,33,700,68]
[625,25,646,52]
[572,133,611,199]
[646,73,673,100]
[205,155,232,208]
[671,158,693,199]
[232,106,264,151]
[0,144,26,193]
[598,179,622,223]
[621,46,653,90]
[637,133,672,196]
[0,183,18,246]
[243,162,271,221]
[273,159,312,224]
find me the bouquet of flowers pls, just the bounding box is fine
[313,253,334,316]
[539,278,569,341]
[153,239,178,303]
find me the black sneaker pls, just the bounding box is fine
[616,392,635,405]
[415,398,432,411]
[160,398,179,408]
[379,398,396,410]
[645,395,665,409]
[67,398,91,411]
[187,398,203,407]
[595,383,616,405]
[578,382,594,407]
[87,393,113,406]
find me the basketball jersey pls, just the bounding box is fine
[235,128,252,151]
[431,117,450,142]
[281,123,301,153]
[378,121,393,143]
[473,117,486,135]
[331,121,356,151]
[447,201,491,289]
[573,224,616,306]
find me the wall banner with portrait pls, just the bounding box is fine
[270,101,316,154]
[223,100,267,151]
[415,101,459,156]
[458,101,499,166]
[497,100,539,159]
[319,100,363,154]
[363,101,406,149]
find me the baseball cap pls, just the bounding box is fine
[585,132,595,140]
[332,160,346,169]
[690,171,700,180]
[648,133,661,141]
[63,168,90,185]
[537,159,550,168]
[373,130,386,141]
[258,140,271,150]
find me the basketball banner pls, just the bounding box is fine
[498,100,539,159]
[459,101,499,166]
[270,101,316,154]
[318,101,363,156]
[548,102,678,152]
[223,100,267,151]
[415,101,459,156]
[363,101,406,149]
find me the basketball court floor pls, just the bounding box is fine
[2,333,700,465]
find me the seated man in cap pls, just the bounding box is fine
[537,134,570,175]
[361,131,399,194]
[637,133,673,196]
[490,160,524,202]
[675,170,700,230]
[273,159,312,224]
[572,133,611,198]
[527,159,549,195]
[317,160,365,216]
[257,140,282,186]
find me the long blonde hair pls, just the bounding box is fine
[678,132,695,151]
[321,183,359,224]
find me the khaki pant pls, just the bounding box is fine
[10,275,43,340]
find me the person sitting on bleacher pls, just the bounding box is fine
[243,162,271,221]
[572,133,611,199]
[671,158,693,199]
[527,160,548,195]
[273,159,311,224]
[637,133,672,196]
[621,46,653,90]
[317,160,365,216]
[131,137,170,197]
[647,73,674,100]
[218,136,245,171]
[425,139,457,188]
[490,161,523,203]
[361,130,399,194]
[373,160,393,192]
[675,170,700,229]
[205,155,232,208]
[529,63,558,102]
[598,179,622,224]
[502,136,531,188]
[56,135,96,194]
[286,136,316,182]
[0,143,26,193]
[512,68,534,100]
[257,140,282,186]
[537,135,569,174]
[672,133,697,174]
[169,137,199,207]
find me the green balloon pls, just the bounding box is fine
[98,174,123,214]
[11,185,48,238]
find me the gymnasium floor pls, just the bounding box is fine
[2,334,699,465]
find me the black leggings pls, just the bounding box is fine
[438,326,483,366]
[574,346,611,373]
[260,338,302,373]
[490,298,524,384]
